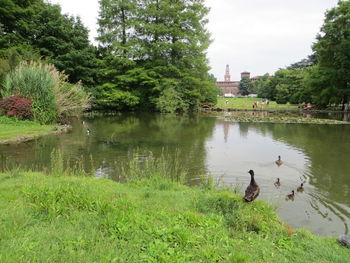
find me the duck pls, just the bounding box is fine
[275,155,283,166]
[86,128,91,135]
[244,170,260,202]
[274,178,281,187]
[286,190,295,200]
[297,183,304,192]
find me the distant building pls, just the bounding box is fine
[216,65,240,97]
[216,65,258,96]
[240,71,251,79]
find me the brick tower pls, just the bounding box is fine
[224,65,231,81]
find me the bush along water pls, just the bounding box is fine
[1,61,90,124]
[0,95,33,120]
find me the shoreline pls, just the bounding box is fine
[202,107,349,113]
[0,172,349,262]
[0,124,72,145]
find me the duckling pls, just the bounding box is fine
[274,178,281,187]
[286,190,295,200]
[297,183,304,192]
[275,155,283,166]
[244,170,260,202]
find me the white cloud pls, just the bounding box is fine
[48,0,338,80]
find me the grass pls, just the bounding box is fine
[215,97,299,111]
[0,116,54,142]
[0,170,349,262]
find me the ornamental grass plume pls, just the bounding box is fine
[3,61,90,123]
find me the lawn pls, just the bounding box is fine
[0,116,54,142]
[215,97,299,110]
[0,170,349,263]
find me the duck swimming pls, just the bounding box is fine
[274,178,281,187]
[244,170,260,202]
[286,190,295,200]
[275,156,283,166]
[297,183,304,192]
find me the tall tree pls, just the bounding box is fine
[96,0,217,112]
[31,4,98,87]
[0,0,98,87]
[311,1,350,107]
[238,77,252,96]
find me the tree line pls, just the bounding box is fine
[251,1,350,109]
[2,0,350,111]
[0,0,217,113]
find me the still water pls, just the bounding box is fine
[1,112,350,237]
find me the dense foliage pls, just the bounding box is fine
[238,77,252,96]
[0,95,32,120]
[309,0,350,108]
[0,0,98,88]
[2,62,90,124]
[96,0,217,112]
[254,1,350,108]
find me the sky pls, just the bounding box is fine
[48,0,339,81]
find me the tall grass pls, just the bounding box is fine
[3,61,90,124]
[50,149,86,177]
[3,61,57,123]
[118,149,187,184]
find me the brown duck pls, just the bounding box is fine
[286,190,295,200]
[244,170,260,202]
[275,155,283,166]
[274,178,281,187]
[297,183,304,192]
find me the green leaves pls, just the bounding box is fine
[97,0,217,112]
[311,1,350,106]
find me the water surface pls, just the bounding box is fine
[1,112,350,236]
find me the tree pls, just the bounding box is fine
[238,77,252,96]
[287,55,316,70]
[0,0,99,87]
[31,4,98,87]
[96,0,217,112]
[256,69,311,104]
[310,1,350,107]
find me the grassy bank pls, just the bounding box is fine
[215,97,298,110]
[0,171,349,262]
[0,116,54,143]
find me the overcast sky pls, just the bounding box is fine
[48,0,338,80]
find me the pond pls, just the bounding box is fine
[1,112,350,237]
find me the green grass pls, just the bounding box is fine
[0,116,54,142]
[215,97,299,110]
[0,171,349,262]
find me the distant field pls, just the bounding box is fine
[215,97,298,110]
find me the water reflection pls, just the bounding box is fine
[0,113,216,182]
[1,112,350,236]
[208,118,350,236]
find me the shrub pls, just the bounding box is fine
[3,61,90,124]
[3,61,57,123]
[53,79,90,120]
[0,95,33,120]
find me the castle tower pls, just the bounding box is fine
[241,71,250,79]
[224,65,231,82]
